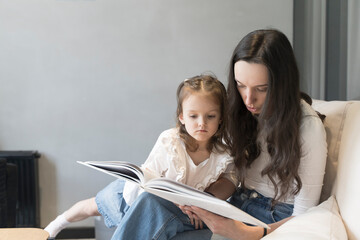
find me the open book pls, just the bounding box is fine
[78,161,269,228]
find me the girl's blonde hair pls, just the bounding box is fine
[176,74,230,153]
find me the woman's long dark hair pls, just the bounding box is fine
[227,29,303,201]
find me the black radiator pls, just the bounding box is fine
[0,151,41,227]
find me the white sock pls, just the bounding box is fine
[44,213,70,238]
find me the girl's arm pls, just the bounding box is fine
[189,206,294,240]
[205,176,236,200]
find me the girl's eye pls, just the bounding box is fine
[189,115,197,118]
[207,115,216,119]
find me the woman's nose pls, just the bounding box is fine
[245,89,255,106]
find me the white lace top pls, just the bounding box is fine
[123,128,237,205]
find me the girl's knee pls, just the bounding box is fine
[83,198,100,216]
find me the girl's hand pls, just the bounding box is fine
[178,205,204,229]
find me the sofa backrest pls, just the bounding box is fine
[312,100,360,240]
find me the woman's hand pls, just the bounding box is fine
[178,205,204,229]
[185,206,238,237]
[185,206,265,240]
[188,206,293,240]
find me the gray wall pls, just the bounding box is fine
[347,0,360,100]
[294,0,360,101]
[0,0,293,227]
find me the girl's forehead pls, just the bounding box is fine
[182,92,220,109]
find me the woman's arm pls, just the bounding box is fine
[189,206,293,240]
[293,112,327,215]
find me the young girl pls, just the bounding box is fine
[44,74,237,238]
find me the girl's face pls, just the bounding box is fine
[234,60,269,115]
[179,92,221,147]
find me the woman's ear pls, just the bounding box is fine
[179,113,185,124]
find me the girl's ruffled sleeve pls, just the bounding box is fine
[141,129,173,177]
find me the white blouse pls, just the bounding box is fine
[244,100,327,216]
[123,128,237,205]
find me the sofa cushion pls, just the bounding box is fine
[262,195,347,240]
[311,100,352,202]
[331,101,360,240]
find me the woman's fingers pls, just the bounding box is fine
[190,206,211,219]
[186,210,194,225]
[178,205,206,229]
[197,218,204,229]
[178,205,187,215]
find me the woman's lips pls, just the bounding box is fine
[247,106,257,113]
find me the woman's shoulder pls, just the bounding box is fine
[300,99,319,118]
[299,100,326,138]
[300,99,324,126]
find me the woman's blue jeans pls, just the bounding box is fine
[96,180,293,240]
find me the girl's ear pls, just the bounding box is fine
[179,113,185,124]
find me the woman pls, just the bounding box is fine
[98,29,327,240]
[180,29,327,239]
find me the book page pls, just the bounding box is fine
[144,178,269,228]
[145,178,217,201]
[77,161,144,184]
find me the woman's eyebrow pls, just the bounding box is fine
[256,84,268,87]
[235,80,268,87]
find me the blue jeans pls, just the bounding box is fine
[96,180,293,240]
[229,188,294,224]
[95,179,130,228]
[96,179,202,240]
[172,188,294,240]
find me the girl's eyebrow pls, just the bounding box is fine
[187,109,219,113]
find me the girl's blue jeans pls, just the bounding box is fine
[95,179,293,240]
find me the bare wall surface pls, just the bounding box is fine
[347,0,360,100]
[0,0,292,227]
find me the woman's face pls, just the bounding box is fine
[234,61,269,115]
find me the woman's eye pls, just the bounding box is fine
[257,87,268,92]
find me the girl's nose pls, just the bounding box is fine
[198,116,206,126]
